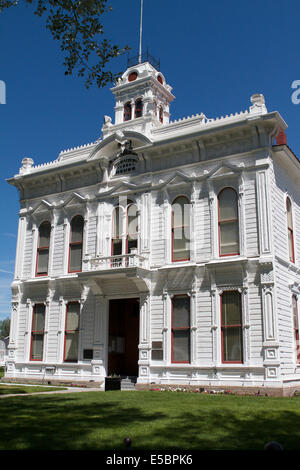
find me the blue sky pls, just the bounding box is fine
[0,0,300,321]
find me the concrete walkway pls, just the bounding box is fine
[0,383,103,398]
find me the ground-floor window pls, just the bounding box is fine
[221,291,243,363]
[64,302,80,362]
[171,295,190,363]
[293,295,300,363]
[30,303,45,361]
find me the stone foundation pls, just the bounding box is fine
[1,377,104,388]
[135,383,300,397]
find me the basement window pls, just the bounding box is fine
[152,341,163,360]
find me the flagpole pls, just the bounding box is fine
[138,0,143,63]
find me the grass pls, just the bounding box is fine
[0,390,300,450]
[0,384,67,395]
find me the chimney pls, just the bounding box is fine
[276,129,287,146]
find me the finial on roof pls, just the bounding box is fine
[249,93,267,115]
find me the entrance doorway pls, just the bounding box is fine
[108,298,139,377]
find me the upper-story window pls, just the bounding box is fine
[221,291,243,363]
[159,106,163,123]
[171,196,190,262]
[124,101,132,122]
[30,303,45,361]
[112,206,122,257]
[112,202,138,259]
[127,202,138,253]
[135,99,143,119]
[128,71,138,82]
[218,188,239,256]
[36,221,51,276]
[286,197,295,263]
[68,215,84,273]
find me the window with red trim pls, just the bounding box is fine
[36,221,51,276]
[221,291,243,363]
[172,196,190,262]
[112,206,122,257]
[124,102,132,121]
[128,71,138,82]
[293,295,300,363]
[68,215,84,273]
[287,197,295,263]
[218,188,239,256]
[64,302,80,362]
[171,295,190,363]
[30,303,45,361]
[157,75,163,84]
[126,203,138,254]
[135,99,143,119]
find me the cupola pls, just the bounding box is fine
[102,52,175,138]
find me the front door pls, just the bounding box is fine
[108,298,139,376]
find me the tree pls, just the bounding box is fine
[0,318,10,339]
[0,0,130,88]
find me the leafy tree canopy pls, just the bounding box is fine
[0,0,130,88]
[0,318,10,339]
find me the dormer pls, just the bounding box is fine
[102,54,175,139]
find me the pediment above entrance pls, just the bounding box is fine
[87,130,152,163]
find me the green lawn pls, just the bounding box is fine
[0,390,300,450]
[0,384,67,395]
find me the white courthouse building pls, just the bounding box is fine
[6,55,300,394]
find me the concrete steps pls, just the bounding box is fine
[120,376,137,391]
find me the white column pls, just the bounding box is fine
[57,297,67,362]
[14,215,26,280]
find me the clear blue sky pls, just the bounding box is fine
[0,0,300,320]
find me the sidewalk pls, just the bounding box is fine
[0,383,103,398]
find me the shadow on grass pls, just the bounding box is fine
[0,392,300,450]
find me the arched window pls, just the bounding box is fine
[68,215,84,273]
[172,196,190,262]
[221,291,243,363]
[159,106,163,123]
[124,102,132,122]
[126,203,138,254]
[64,301,80,363]
[128,71,138,82]
[135,99,143,119]
[287,197,295,263]
[218,188,239,256]
[112,206,122,257]
[36,221,51,276]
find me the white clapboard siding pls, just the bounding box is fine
[150,296,164,341]
[86,215,97,258]
[195,195,211,261]
[196,290,213,363]
[51,223,64,276]
[243,174,259,256]
[150,201,165,266]
[22,226,33,279]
